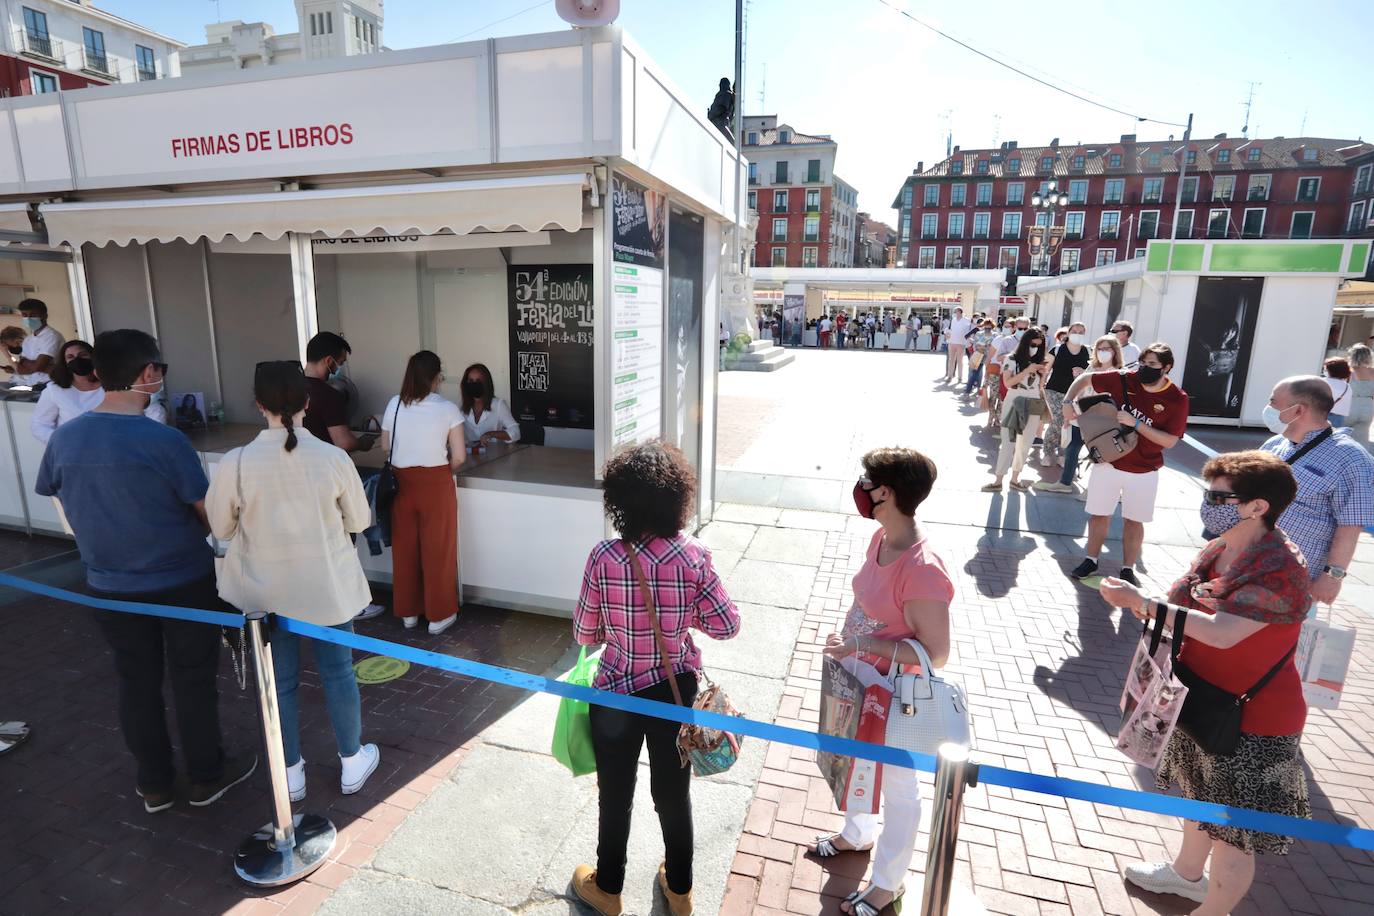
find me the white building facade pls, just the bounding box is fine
[0,0,182,93]
[179,0,382,74]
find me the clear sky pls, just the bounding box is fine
[104,0,1374,226]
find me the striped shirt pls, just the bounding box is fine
[1262,426,1374,580]
[574,535,740,695]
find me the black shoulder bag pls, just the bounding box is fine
[375,401,402,518]
[1170,609,1295,756]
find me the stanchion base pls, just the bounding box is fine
[234,813,336,887]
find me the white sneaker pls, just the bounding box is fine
[427,615,457,636]
[1123,862,1209,903]
[341,744,380,795]
[355,603,386,621]
[402,616,420,630]
[286,758,306,802]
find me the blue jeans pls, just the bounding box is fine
[964,364,984,395]
[1059,425,1084,485]
[271,620,362,765]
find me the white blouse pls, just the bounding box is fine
[206,429,372,626]
[382,393,463,468]
[30,383,165,445]
[463,397,522,445]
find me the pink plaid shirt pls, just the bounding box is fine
[574,535,740,695]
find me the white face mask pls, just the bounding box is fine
[1096,349,1115,365]
[131,380,164,402]
[1069,333,1088,346]
[1263,403,1297,436]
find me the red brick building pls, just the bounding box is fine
[892,134,1373,281]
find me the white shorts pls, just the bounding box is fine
[1085,462,1159,523]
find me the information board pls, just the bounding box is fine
[508,264,595,430]
[610,174,666,449]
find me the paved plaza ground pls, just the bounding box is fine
[1,346,1372,915]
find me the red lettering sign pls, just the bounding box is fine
[169,123,353,160]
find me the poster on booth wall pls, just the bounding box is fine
[1182,277,1263,419]
[508,265,595,430]
[610,174,666,449]
[782,294,805,347]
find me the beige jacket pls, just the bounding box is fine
[207,428,371,626]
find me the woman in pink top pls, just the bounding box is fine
[812,447,954,916]
[570,441,739,916]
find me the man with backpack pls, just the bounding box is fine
[1060,343,1189,586]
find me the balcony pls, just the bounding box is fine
[1181,192,1197,204]
[1247,187,1269,201]
[16,29,61,62]
[1136,228,1157,240]
[920,231,936,240]
[1212,192,1233,202]
[948,230,964,239]
[1353,182,1372,199]
[973,230,988,239]
[1065,231,1083,241]
[976,197,992,207]
[748,175,759,186]
[81,47,110,76]
[771,233,787,243]
[804,233,820,243]
[1100,229,1119,240]
[137,66,158,82]
[1297,191,1319,203]
[1142,193,1162,204]
[1001,230,1020,240]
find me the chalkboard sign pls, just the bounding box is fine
[508,264,595,430]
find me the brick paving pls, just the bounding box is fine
[0,540,572,916]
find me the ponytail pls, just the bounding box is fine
[253,361,308,452]
[282,413,298,452]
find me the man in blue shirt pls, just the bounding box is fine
[36,329,254,813]
[1260,376,1374,605]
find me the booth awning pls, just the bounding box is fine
[40,173,590,248]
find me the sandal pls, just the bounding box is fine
[980,481,1003,492]
[842,884,905,916]
[0,721,30,756]
[810,832,872,858]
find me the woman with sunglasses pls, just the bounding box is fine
[811,447,953,916]
[1099,450,1310,916]
[30,340,165,444]
[207,361,380,802]
[982,327,1051,492]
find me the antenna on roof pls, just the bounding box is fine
[938,109,953,157]
[991,114,1001,147]
[1241,81,1259,138]
[758,63,766,111]
[1299,108,1308,136]
[209,0,222,23]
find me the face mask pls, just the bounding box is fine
[21,317,42,331]
[131,380,164,403]
[1096,349,1115,365]
[6,346,20,355]
[66,356,94,377]
[1015,329,1027,339]
[1069,334,1088,346]
[327,360,345,381]
[852,480,886,519]
[1029,347,1041,356]
[1200,501,1244,536]
[1262,403,1296,436]
[1136,364,1164,385]
[462,379,485,399]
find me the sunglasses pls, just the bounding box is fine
[1202,489,1243,505]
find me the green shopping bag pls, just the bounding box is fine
[552,647,600,776]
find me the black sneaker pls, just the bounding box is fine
[189,752,257,807]
[1118,567,1140,587]
[1070,558,1099,579]
[135,786,174,814]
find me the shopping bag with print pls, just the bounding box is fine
[817,654,890,815]
[1296,612,1355,710]
[1116,602,1188,769]
[552,647,599,776]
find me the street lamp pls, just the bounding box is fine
[1029,179,1068,275]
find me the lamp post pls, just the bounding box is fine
[1029,179,1068,275]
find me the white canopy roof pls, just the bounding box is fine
[40,172,589,248]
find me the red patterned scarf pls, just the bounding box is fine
[1167,529,1312,625]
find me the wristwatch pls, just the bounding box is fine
[1323,564,1347,580]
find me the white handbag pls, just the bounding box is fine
[884,639,971,756]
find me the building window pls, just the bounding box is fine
[1147,151,1161,167]
[1072,155,1085,170]
[82,28,107,74]
[950,161,963,176]
[1291,212,1315,239]
[1006,183,1024,205]
[1349,201,1368,234]
[1207,209,1229,239]
[1060,249,1080,273]
[943,247,962,268]
[921,213,938,238]
[804,216,820,242]
[1137,211,1159,239]
[1247,147,1262,162]
[746,131,758,145]
[973,212,990,238]
[1065,212,1084,239]
[918,246,936,269]
[1068,179,1087,204]
[1108,153,1122,168]
[771,246,787,267]
[1247,174,1271,201]
[948,213,965,238]
[805,188,820,211]
[1296,177,1321,202]
[1008,159,1021,174]
[976,159,989,174]
[970,246,988,268]
[807,159,820,182]
[1241,208,1265,239]
[1099,210,1121,239]
[772,218,787,242]
[1216,148,1231,163]
[950,184,967,206]
[136,45,157,80]
[778,129,791,144]
[924,184,940,206]
[30,69,57,94]
[775,161,789,183]
[23,7,50,57]
[1175,210,1194,238]
[747,191,756,210]
[1302,147,1319,161]
[1142,178,1164,203]
[1186,149,1197,165]
[1034,211,1049,228]
[802,247,818,267]
[748,162,758,185]
[1040,156,1054,171]
[1212,176,1235,201]
[1103,179,1124,204]
[1354,164,1373,196]
[1001,212,1022,239]
[975,183,992,206]
[901,186,913,207]
[998,247,1018,270]
[900,214,910,242]
[310,13,318,35]
[1181,176,1198,203]
[773,190,788,211]
[1095,249,1117,266]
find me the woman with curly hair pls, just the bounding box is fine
[570,441,740,916]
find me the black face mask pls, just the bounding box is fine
[6,346,21,355]
[66,356,94,377]
[461,379,485,399]
[1136,364,1164,385]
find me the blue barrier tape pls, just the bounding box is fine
[4,570,1372,852]
[1181,433,1219,460]
[278,617,1374,852]
[0,571,246,628]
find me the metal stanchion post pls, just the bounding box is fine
[920,743,979,916]
[234,613,337,886]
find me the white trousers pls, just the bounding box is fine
[840,760,922,891]
[946,344,966,378]
[994,391,1044,478]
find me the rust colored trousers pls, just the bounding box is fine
[389,465,459,622]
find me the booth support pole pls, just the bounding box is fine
[919,743,979,916]
[288,233,319,365]
[67,247,95,343]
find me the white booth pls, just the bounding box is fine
[0,27,746,616]
[1019,239,1372,426]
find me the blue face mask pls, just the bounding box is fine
[1200,501,1243,535]
[21,316,42,332]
